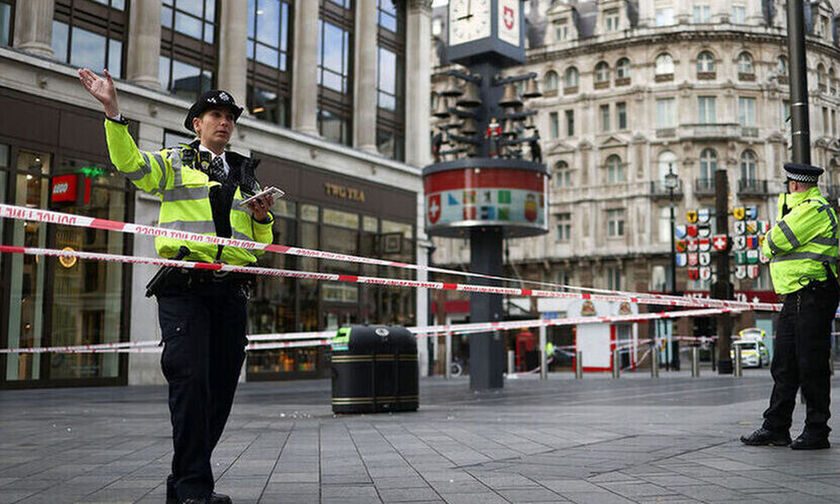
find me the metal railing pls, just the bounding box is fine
[649,179,685,198]
[738,178,769,195]
[694,177,716,196]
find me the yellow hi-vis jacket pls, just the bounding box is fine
[762,187,838,294]
[104,120,273,265]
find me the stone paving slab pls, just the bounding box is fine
[2,370,840,503]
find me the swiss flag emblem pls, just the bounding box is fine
[428,194,441,224]
[504,7,515,29]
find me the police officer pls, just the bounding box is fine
[741,163,839,450]
[78,68,275,503]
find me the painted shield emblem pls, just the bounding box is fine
[428,194,441,224]
[699,252,711,266]
[747,264,760,279]
[687,225,698,237]
[675,225,688,239]
[734,235,746,250]
[699,238,711,252]
[747,249,760,264]
[697,224,711,238]
[688,268,700,280]
[736,265,747,279]
[676,240,687,253]
[735,251,747,264]
[735,221,746,235]
[745,220,758,234]
[713,234,727,251]
[759,250,770,264]
[746,205,758,220]
[688,253,699,266]
[733,207,746,220]
[686,210,698,223]
[687,239,698,252]
[746,236,759,249]
[676,253,688,267]
[700,267,712,281]
[697,208,711,223]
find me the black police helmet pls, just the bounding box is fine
[184,89,244,133]
[783,163,823,184]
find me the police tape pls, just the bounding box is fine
[0,203,776,310]
[0,243,780,316]
[1,306,740,354]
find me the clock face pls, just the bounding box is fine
[449,0,491,45]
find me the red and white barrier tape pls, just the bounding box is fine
[0,203,774,310]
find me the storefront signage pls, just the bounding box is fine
[51,174,90,205]
[324,182,366,202]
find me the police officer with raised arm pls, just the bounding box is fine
[78,68,275,503]
[741,163,839,450]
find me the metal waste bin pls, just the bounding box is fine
[331,325,418,414]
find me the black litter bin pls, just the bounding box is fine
[331,325,418,414]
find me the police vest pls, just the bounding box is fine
[762,187,838,294]
[104,121,273,265]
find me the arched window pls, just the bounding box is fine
[655,53,674,75]
[595,61,610,84]
[740,150,757,182]
[554,160,571,187]
[737,52,754,75]
[700,148,718,181]
[657,150,678,181]
[817,63,827,90]
[606,155,624,184]
[777,55,788,76]
[616,57,631,80]
[564,66,579,89]
[544,70,559,92]
[830,67,836,94]
[696,51,715,73]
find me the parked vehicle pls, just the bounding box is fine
[730,339,771,368]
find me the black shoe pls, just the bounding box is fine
[180,499,208,504]
[740,427,791,446]
[170,492,232,504]
[790,434,830,450]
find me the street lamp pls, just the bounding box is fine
[664,167,680,294]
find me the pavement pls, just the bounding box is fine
[2,369,840,504]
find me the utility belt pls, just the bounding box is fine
[145,246,253,298]
[779,261,840,302]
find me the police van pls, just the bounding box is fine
[730,328,770,368]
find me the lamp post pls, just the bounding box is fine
[664,168,679,294]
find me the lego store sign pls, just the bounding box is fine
[51,174,90,206]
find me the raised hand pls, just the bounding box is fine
[78,68,119,118]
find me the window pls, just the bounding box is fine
[555,18,569,41]
[554,161,571,187]
[655,53,674,76]
[604,8,619,32]
[659,207,672,243]
[655,7,674,26]
[52,0,127,78]
[317,0,354,146]
[693,4,710,23]
[597,104,609,132]
[556,270,571,291]
[376,0,405,160]
[160,0,217,100]
[544,70,558,93]
[781,99,790,129]
[696,51,715,73]
[738,97,756,126]
[565,109,575,136]
[616,102,627,130]
[698,96,716,124]
[564,66,579,91]
[731,4,745,24]
[699,148,718,181]
[606,155,624,184]
[557,212,571,241]
[607,209,625,237]
[656,98,675,128]
[740,150,757,181]
[595,61,610,85]
[246,0,292,127]
[607,266,621,291]
[777,55,788,76]
[549,112,559,139]
[818,64,827,91]
[737,52,753,75]
[0,0,13,46]
[823,107,829,136]
[616,57,631,80]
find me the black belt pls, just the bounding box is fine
[180,267,251,285]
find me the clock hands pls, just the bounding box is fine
[457,0,473,21]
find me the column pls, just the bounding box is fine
[215,1,248,103]
[291,0,320,135]
[126,0,161,88]
[13,0,55,57]
[353,0,378,153]
[405,0,432,166]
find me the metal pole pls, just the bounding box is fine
[575,351,583,379]
[734,345,743,377]
[507,350,515,376]
[691,347,700,377]
[445,333,452,379]
[786,0,811,164]
[669,169,677,294]
[651,342,659,378]
[539,325,547,380]
[714,168,734,374]
[612,348,620,379]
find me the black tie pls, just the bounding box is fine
[209,155,227,183]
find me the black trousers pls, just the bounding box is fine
[158,279,248,500]
[763,278,839,438]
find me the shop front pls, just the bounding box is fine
[0,89,135,389]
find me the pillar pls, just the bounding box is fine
[291,0,320,135]
[354,0,378,153]
[405,0,432,167]
[126,0,161,88]
[216,0,248,103]
[13,0,55,58]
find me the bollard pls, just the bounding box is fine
[575,351,583,379]
[445,333,452,379]
[691,347,700,377]
[734,345,743,377]
[612,349,620,379]
[507,350,515,375]
[651,344,659,378]
[539,326,548,381]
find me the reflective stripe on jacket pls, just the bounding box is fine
[104,120,273,265]
[762,187,838,294]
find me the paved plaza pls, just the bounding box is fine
[3,370,840,503]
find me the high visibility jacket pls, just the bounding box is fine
[762,187,838,294]
[104,120,273,265]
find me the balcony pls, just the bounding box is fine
[649,179,685,199]
[738,179,770,196]
[741,126,759,138]
[680,123,740,140]
[656,128,676,138]
[694,177,715,197]
[697,72,716,80]
[615,77,630,87]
